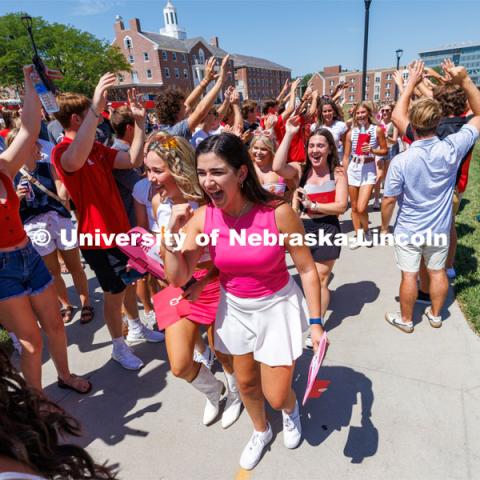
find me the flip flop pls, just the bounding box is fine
[60,306,75,324]
[57,374,92,394]
[79,305,95,324]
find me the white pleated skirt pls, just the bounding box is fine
[214,276,309,366]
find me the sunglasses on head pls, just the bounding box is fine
[253,129,274,138]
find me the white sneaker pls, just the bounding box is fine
[144,310,157,330]
[423,306,442,328]
[282,400,302,449]
[446,267,456,280]
[191,365,225,425]
[127,324,165,344]
[349,236,362,250]
[384,312,414,334]
[112,342,144,370]
[222,390,242,429]
[193,345,216,370]
[239,423,273,470]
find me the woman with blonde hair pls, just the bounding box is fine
[249,129,300,200]
[343,101,387,248]
[146,133,242,429]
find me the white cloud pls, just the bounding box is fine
[73,0,124,16]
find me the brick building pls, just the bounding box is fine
[231,54,291,102]
[308,64,409,106]
[111,1,291,103]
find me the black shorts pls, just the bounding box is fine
[302,216,342,262]
[81,247,128,294]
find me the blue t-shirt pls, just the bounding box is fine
[158,119,191,140]
[384,124,479,240]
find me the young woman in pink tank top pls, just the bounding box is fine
[163,133,324,470]
[146,133,242,429]
[0,66,90,395]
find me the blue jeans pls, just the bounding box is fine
[0,242,53,302]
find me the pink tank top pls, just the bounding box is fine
[204,203,290,298]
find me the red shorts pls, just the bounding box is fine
[188,269,220,325]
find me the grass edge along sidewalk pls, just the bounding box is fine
[455,142,480,335]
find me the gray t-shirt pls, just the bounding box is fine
[158,119,191,139]
[384,124,479,240]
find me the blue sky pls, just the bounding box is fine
[2,0,479,76]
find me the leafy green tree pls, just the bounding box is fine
[0,13,130,95]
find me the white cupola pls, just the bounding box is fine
[160,1,186,40]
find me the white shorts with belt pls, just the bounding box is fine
[214,276,309,366]
[347,158,377,187]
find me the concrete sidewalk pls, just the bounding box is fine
[39,207,480,480]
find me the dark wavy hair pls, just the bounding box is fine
[300,128,341,187]
[155,87,186,126]
[433,84,467,117]
[317,98,344,124]
[195,133,282,206]
[0,346,116,479]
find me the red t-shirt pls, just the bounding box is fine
[52,137,130,249]
[0,129,10,139]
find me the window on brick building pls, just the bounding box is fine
[124,36,132,49]
[349,95,354,101]
[118,74,124,83]
[183,69,188,79]
[199,49,205,64]
[182,53,187,63]
[386,82,391,89]
[128,55,134,64]
[172,52,177,61]
[174,68,180,79]
[164,67,170,79]
[386,73,392,80]
[143,52,149,61]
[162,51,168,61]
[146,69,152,79]
[131,71,138,83]
[385,92,391,98]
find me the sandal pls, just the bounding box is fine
[80,305,95,324]
[60,306,75,324]
[57,374,92,394]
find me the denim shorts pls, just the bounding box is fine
[0,242,53,302]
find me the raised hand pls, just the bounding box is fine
[218,54,231,83]
[441,58,468,85]
[204,56,218,83]
[229,88,240,105]
[392,70,404,89]
[285,115,301,135]
[264,114,277,130]
[127,88,146,123]
[92,72,117,114]
[291,78,301,92]
[406,60,425,87]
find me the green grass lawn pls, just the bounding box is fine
[454,142,480,334]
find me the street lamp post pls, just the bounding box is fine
[394,49,403,101]
[361,0,372,101]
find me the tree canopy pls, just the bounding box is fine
[0,13,130,96]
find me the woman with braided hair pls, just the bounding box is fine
[0,346,116,479]
[145,132,242,429]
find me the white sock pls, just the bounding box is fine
[127,318,142,332]
[112,337,126,349]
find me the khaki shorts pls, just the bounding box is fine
[394,239,450,273]
[452,188,463,217]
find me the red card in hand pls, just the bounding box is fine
[153,286,191,330]
[302,332,329,406]
[355,132,371,155]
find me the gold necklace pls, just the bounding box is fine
[230,201,251,230]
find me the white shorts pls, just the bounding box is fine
[214,276,309,366]
[347,160,377,187]
[394,239,450,273]
[25,211,77,257]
